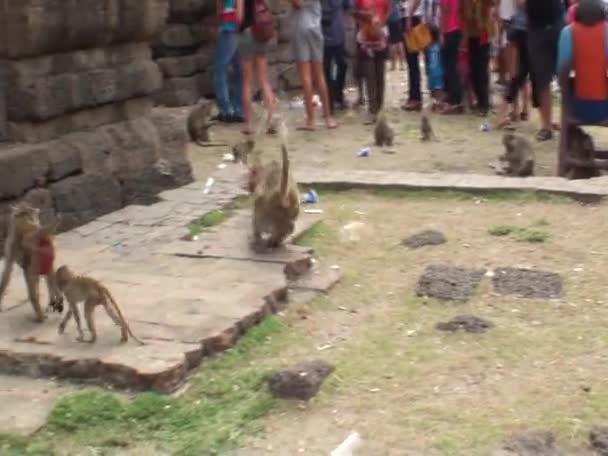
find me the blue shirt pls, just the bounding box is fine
[321,0,351,46]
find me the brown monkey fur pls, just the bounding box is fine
[497,132,535,177]
[374,111,394,147]
[420,113,436,142]
[0,204,63,321]
[565,125,600,179]
[56,265,145,345]
[251,126,300,251]
[187,100,223,146]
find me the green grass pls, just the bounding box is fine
[489,224,550,243]
[188,209,234,236]
[294,221,338,256]
[3,318,291,456]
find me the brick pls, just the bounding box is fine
[0,146,49,199]
[159,24,203,49]
[0,60,6,141]
[0,0,168,59]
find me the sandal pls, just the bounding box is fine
[535,128,553,141]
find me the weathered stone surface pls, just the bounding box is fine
[151,110,194,187]
[154,75,204,107]
[416,265,486,302]
[1,0,169,59]
[0,146,49,199]
[590,427,608,456]
[436,315,494,334]
[277,14,292,44]
[8,97,152,144]
[157,54,200,78]
[159,24,203,49]
[492,268,563,299]
[168,0,214,23]
[50,174,123,230]
[0,60,6,141]
[268,359,335,400]
[7,60,162,122]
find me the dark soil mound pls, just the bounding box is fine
[402,230,447,249]
[416,265,485,302]
[436,314,494,334]
[493,267,563,299]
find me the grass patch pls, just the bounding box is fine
[14,317,290,455]
[489,224,550,243]
[294,221,338,256]
[188,208,234,236]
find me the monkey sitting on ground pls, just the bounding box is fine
[492,132,535,177]
[420,113,436,142]
[232,138,259,193]
[56,265,145,345]
[251,122,300,251]
[0,204,63,321]
[374,111,394,147]
[186,100,227,147]
[565,125,600,179]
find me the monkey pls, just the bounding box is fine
[565,125,600,179]
[493,132,535,177]
[251,121,300,251]
[374,111,394,147]
[0,204,63,321]
[420,113,436,142]
[55,265,145,345]
[232,137,256,165]
[186,100,227,147]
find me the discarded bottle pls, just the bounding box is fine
[331,432,362,456]
[302,189,319,204]
[479,123,492,132]
[357,147,370,157]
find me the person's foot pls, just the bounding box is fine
[438,103,464,115]
[535,128,553,141]
[230,114,244,123]
[326,118,338,129]
[211,113,231,123]
[401,100,422,112]
[519,111,529,121]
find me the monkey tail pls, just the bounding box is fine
[102,287,146,345]
[279,121,290,202]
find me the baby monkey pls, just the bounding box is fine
[420,113,436,142]
[186,100,227,147]
[374,111,394,147]
[493,132,535,177]
[56,265,145,345]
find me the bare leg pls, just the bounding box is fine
[0,252,14,312]
[240,57,254,134]
[297,61,315,129]
[71,304,85,342]
[253,56,276,131]
[311,61,337,129]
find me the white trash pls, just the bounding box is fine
[331,432,362,456]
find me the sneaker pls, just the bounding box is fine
[401,100,422,112]
[535,128,553,142]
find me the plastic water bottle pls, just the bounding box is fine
[357,147,370,157]
[302,189,319,204]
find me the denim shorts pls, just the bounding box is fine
[238,29,269,58]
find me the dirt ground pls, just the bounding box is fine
[184,70,608,180]
[232,190,608,455]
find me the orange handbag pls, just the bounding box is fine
[404,23,432,53]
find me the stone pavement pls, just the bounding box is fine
[0,167,340,394]
[297,169,608,200]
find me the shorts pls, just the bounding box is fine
[238,29,269,58]
[528,22,563,93]
[388,20,403,45]
[291,27,324,62]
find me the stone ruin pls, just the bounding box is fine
[0,0,194,241]
[152,0,358,106]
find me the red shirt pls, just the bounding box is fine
[356,0,390,21]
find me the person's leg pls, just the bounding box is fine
[297,61,315,129]
[253,55,276,130]
[240,57,254,134]
[440,30,463,110]
[213,30,233,120]
[312,61,337,128]
[375,49,387,113]
[227,32,243,120]
[478,41,491,113]
[403,16,422,109]
[335,44,348,107]
[397,41,406,70]
[360,52,377,122]
[323,45,335,114]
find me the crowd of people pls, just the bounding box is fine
[212,0,598,142]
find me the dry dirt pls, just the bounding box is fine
[184,70,608,181]
[232,190,608,455]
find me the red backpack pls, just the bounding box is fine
[251,0,275,43]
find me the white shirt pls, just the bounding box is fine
[400,0,423,18]
[498,0,517,20]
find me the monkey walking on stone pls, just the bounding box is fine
[251,120,300,252]
[490,132,535,177]
[0,204,63,321]
[187,99,228,147]
[56,265,145,345]
[420,112,437,142]
[374,111,395,147]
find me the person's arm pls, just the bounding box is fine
[408,0,422,27]
[236,0,244,24]
[557,25,573,77]
[291,0,304,9]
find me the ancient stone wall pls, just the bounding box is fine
[0,0,194,240]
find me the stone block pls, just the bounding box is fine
[168,0,214,23]
[50,174,123,230]
[277,14,292,44]
[1,0,169,59]
[0,146,49,199]
[7,60,161,122]
[0,60,6,141]
[159,24,203,49]
[156,49,213,78]
[45,139,82,181]
[150,111,194,187]
[7,97,152,143]
[153,75,203,106]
